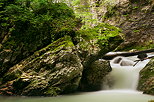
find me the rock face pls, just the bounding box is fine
[0,36,83,96]
[71,0,154,50]
[138,58,154,95]
[102,0,154,50]
[79,60,112,91]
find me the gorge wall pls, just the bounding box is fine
[70,0,154,50]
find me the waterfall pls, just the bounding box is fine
[104,54,151,90]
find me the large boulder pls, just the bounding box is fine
[0,36,83,96]
[138,58,154,95]
[79,60,112,91]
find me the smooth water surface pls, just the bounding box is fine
[0,90,154,102]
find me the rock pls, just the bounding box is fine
[103,0,154,50]
[120,59,134,66]
[112,56,134,66]
[0,36,83,96]
[75,27,123,92]
[0,2,79,78]
[113,57,122,64]
[70,0,154,50]
[79,60,112,91]
[138,58,154,95]
[0,37,50,78]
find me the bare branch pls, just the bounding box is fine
[102,49,154,60]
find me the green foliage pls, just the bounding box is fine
[133,30,140,33]
[96,23,122,46]
[133,6,139,9]
[72,0,80,5]
[70,0,99,28]
[0,0,78,51]
[0,0,79,75]
[76,23,123,48]
[116,41,154,51]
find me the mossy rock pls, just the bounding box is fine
[138,58,154,95]
[79,60,112,91]
[0,36,83,96]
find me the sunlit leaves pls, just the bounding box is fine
[76,22,122,48]
[1,0,78,51]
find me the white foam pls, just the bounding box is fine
[105,54,151,90]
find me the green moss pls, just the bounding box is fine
[116,41,154,51]
[138,58,154,95]
[45,86,61,96]
[104,8,117,19]
[132,6,139,9]
[131,44,154,50]
[77,23,122,43]
[133,30,140,33]
[0,2,78,77]
[75,22,123,54]
[140,59,154,81]
[29,36,73,62]
[38,36,73,52]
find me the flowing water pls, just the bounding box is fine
[108,56,150,90]
[0,53,154,102]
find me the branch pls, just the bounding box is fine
[102,49,154,60]
[133,56,154,66]
[134,56,154,62]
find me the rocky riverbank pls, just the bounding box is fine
[0,33,122,96]
[138,58,154,95]
[0,0,154,96]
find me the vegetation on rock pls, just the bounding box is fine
[102,0,154,51]
[79,60,112,91]
[0,36,83,96]
[67,0,154,51]
[138,58,154,95]
[0,0,79,77]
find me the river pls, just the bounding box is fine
[0,90,154,102]
[0,53,154,102]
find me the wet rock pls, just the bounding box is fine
[113,57,122,64]
[79,60,112,91]
[112,57,134,66]
[138,58,154,95]
[120,59,134,66]
[75,30,123,92]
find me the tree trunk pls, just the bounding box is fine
[102,49,154,60]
